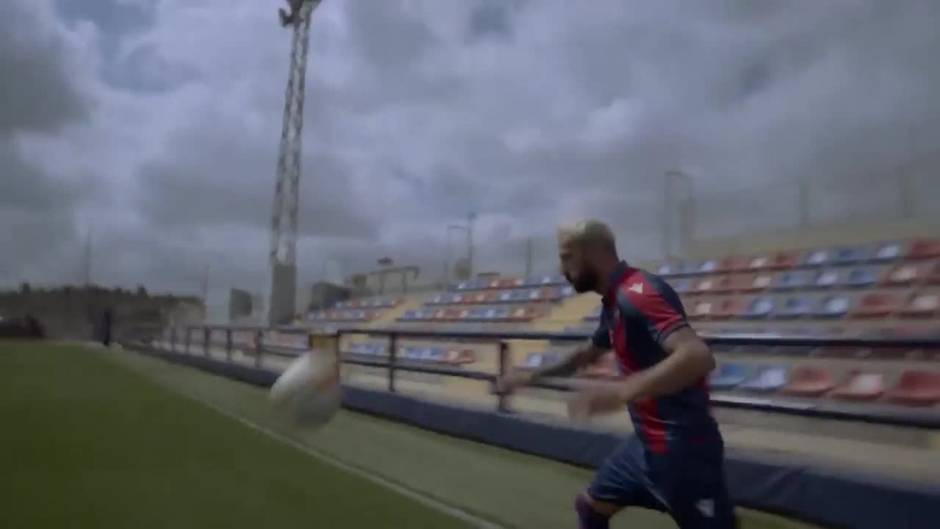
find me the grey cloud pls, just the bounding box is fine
[0,2,90,135]
[5,0,940,293]
[135,107,378,240]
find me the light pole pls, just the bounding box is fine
[445,224,468,288]
[663,170,694,259]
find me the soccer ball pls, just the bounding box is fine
[269,350,341,430]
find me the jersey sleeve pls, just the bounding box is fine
[618,277,688,346]
[591,309,612,349]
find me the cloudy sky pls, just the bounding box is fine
[2,0,939,302]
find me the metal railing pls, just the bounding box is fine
[138,325,940,430]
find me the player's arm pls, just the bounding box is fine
[497,314,610,393]
[530,342,608,381]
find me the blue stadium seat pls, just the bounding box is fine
[744,297,775,318]
[468,308,489,320]
[872,241,903,262]
[815,295,852,318]
[777,296,813,319]
[740,366,788,392]
[709,363,751,390]
[672,278,693,294]
[657,263,679,276]
[802,248,832,267]
[814,268,844,288]
[509,290,530,302]
[679,261,701,275]
[832,246,870,264]
[773,270,813,290]
[845,266,879,288]
[698,259,720,273]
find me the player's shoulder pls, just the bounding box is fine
[615,267,670,298]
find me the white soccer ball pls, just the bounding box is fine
[269,350,341,430]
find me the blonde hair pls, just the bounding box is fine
[557,219,617,254]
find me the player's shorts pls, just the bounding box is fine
[587,435,737,529]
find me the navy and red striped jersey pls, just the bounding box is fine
[592,261,720,453]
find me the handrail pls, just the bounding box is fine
[184,324,940,349]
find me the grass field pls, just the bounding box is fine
[0,342,823,529]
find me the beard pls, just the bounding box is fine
[566,267,600,294]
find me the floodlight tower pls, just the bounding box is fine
[268,0,322,324]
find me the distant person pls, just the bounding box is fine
[498,220,737,529]
[102,309,112,347]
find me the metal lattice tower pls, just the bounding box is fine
[268,0,321,324]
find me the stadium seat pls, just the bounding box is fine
[694,277,719,294]
[782,366,837,397]
[767,251,800,270]
[698,259,720,274]
[831,372,886,401]
[745,254,771,271]
[882,262,929,286]
[886,370,940,406]
[773,270,814,290]
[690,299,715,319]
[814,295,852,318]
[851,292,901,318]
[929,261,940,285]
[712,275,737,293]
[872,241,904,262]
[907,239,940,260]
[656,262,680,277]
[739,272,774,293]
[744,297,775,319]
[713,297,746,319]
[845,266,880,288]
[832,246,870,265]
[814,269,844,289]
[718,256,749,273]
[802,248,833,267]
[709,363,751,390]
[776,296,814,319]
[899,293,940,318]
[671,278,693,294]
[740,366,788,392]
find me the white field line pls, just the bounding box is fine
[172,387,507,529]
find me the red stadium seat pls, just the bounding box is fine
[887,370,940,406]
[712,275,737,293]
[929,261,940,285]
[907,240,940,260]
[694,277,720,294]
[469,292,488,304]
[881,262,929,286]
[831,371,886,401]
[782,366,837,397]
[713,298,746,319]
[851,292,902,318]
[899,293,940,318]
[718,256,749,273]
[768,251,800,270]
[738,272,775,293]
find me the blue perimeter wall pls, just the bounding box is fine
[135,347,940,529]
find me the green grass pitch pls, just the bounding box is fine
[0,342,823,529]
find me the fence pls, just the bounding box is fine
[135,324,940,430]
